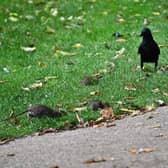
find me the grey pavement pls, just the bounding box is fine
[0,106,168,168]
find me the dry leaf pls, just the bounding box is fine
[55,49,76,56]
[152,88,160,93]
[84,158,106,164]
[148,124,161,129]
[44,76,57,82]
[73,106,87,112]
[105,122,116,127]
[160,65,168,71]
[155,99,165,106]
[117,18,125,23]
[93,122,105,128]
[0,80,8,84]
[84,156,114,164]
[124,83,136,91]
[94,117,106,125]
[153,12,160,16]
[100,108,114,120]
[2,67,10,73]
[50,8,58,16]
[0,138,15,145]
[72,43,83,48]
[75,113,84,124]
[38,61,47,67]
[113,48,125,59]
[120,108,140,114]
[116,38,127,43]
[37,128,57,136]
[129,147,154,154]
[29,82,43,89]
[90,91,101,96]
[13,116,19,125]
[46,26,56,34]
[21,46,36,52]
[7,153,15,157]
[141,105,155,113]
[163,92,168,97]
[9,16,18,22]
[21,87,30,91]
[143,18,150,26]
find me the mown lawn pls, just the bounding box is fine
[0,0,168,140]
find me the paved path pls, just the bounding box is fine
[0,106,168,168]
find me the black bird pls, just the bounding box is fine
[138,28,160,70]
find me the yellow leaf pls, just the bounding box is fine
[73,106,87,112]
[117,18,125,23]
[21,46,36,52]
[90,91,101,96]
[55,49,76,56]
[38,61,46,67]
[29,82,43,89]
[116,39,127,43]
[72,43,83,48]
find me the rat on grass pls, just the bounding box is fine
[0,105,65,123]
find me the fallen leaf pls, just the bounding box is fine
[0,138,15,145]
[105,122,116,127]
[21,87,30,91]
[143,18,150,26]
[100,108,114,119]
[90,91,101,96]
[93,122,105,128]
[29,82,43,89]
[55,49,76,56]
[155,133,164,137]
[163,92,168,97]
[9,16,18,22]
[84,158,106,164]
[113,47,125,59]
[37,128,57,136]
[38,61,47,67]
[120,108,140,114]
[75,112,84,124]
[140,105,156,113]
[50,8,58,16]
[117,18,125,23]
[44,76,57,82]
[21,46,36,52]
[129,147,154,154]
[72,43,83,48]
[73,106,87,112]
[45,26,56,34]
[7,153,15,157]
[155,99,166,106]
[124,83,136,91]
[0,80,8,84]
[148,124,161,129]
[160,65,168,71]
[2,67,10,73]
[84,156,114,164]
[152,12,160,16]
[152,88,160,93]
[116,38,127,43]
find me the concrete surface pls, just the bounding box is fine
[0,106,168,168]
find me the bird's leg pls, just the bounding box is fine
[140,60,144,70]
[154,61,158,71]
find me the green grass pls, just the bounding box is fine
[0,0,168,140]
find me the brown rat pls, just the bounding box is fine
[90,100,110,111]
[27,105,64,118]
[0,105,65,123]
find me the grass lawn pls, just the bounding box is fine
[0,0,168,140]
